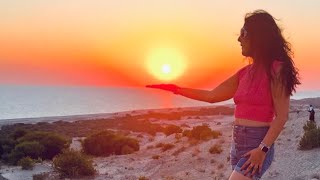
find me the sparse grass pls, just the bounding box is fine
[156,143,164,148]
[191,147,200,157]
[146,145,154,149]
[227,156,230,162]
[172,146,186,156]
[217,163,224,169]
[161,143,175,152]
[139,176,149,180]
[152,155,160,159]
[209,144,223,154]
[175,133,182,140]
[155,142,175,151]
[188,138,200,146]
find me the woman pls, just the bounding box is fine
[146,10,300,179]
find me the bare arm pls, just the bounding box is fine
[262,75,290,147]
[175,73,239,103]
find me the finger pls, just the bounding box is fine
[259,164,262,174]
[146,84,164,88]
[240,159,251,170]
[250,165,259,177]
[243,163,254,176]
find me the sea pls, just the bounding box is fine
[0,85,319,121]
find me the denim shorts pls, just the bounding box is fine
[230,125,274,180]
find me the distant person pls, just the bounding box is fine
[308,105,315,122]
[146,10,300,180]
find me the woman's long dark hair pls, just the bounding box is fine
[244,10,300,96]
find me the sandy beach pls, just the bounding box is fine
[0,100,320,180]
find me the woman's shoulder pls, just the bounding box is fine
[237,64,252,78]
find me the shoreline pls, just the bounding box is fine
[0,104,234,128]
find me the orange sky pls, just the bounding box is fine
[1,1,320,90]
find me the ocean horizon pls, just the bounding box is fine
[0,85,319,121]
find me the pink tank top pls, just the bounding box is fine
[233,61,283,122]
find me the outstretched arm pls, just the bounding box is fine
[175,73,239,103]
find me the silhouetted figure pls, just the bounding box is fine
[308,105,315,122]
[146,10,300,179]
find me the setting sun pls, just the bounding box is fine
[146,47,187,81]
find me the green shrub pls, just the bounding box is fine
[13,141,44,161]
[11,128,28,140]
[0,136,16,157]
[53,149,95,178]
[18,156,35,170]
[5,150,24,165]
[17,131,70,160]
[39,133,70,159]
[303,121,317,132]
[209,144,223,154]
[299,128,320,150]
[164,125,182,136]
[187,125,222,141]
[82,131,139,156]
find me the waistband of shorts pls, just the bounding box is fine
[233,124,270,130]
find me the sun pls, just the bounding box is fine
[146,47,187,81]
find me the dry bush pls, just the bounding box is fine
[172,146,186,156]
[209,144,223,154]
[192,147,201,157]
[146,145,154,149]
[161,143,175,152]
[164,125,183,136]
[152,155,160,159]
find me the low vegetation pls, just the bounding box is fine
[164,124,182,136]
[0,129,70,165]
[53,149,96,178]
[299,121,320,150]
[209,144,223,154]
[183,124,222,141]
[18,156,35,170]
[82,130,139,156]
[155,143,175,152]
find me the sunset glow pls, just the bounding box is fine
[0,1,319,90]
[146,47,187,81]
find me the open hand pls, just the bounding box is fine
[145,84,181,94]
[240,148,266,177]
